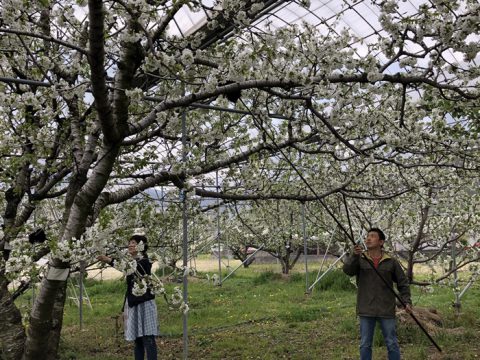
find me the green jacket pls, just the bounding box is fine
[342,252,411,318]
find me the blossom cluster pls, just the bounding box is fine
[4,237,45,280]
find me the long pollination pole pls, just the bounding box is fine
[240,99,442,353]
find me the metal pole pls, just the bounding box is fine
[452,236,460,311]
[458,272,479,299]
[190,218,195,269]
[308,251,348,291]
[181,110,189,360]
[302,202,309,294]
[226,232,230,268]
[79,261,85,330]
[314,227,337,286]
[216,170,222,285]
[221,245,265,283]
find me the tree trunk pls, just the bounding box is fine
[289,248,302,271]
[407,250,415,283]
[0,272,26,360]
[280,257,289,274]
[23,260,69,360]
[230,247,252,268]
[407,191,432,282]
[45,281,68,360]
[283,247,291,274]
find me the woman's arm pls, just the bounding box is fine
[97,255,114,266]
[136,257,152,275]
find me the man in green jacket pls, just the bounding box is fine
[343,228,412,360]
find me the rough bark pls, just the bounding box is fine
[23,259,69,360]
[45,281,68,360]
[0,272,26,360]
[281,260,289,275]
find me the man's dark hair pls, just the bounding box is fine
[130,234,148,254]
[368,228,386,241]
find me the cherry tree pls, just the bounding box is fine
[0,0,479,358]
[228,200,309,274]
[339,170,480,284]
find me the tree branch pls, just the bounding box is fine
[0,28,88,55]
[88,0,116,143]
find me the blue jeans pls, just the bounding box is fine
[359,316,400,360]
[134,335,157,360]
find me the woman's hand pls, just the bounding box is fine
[97,255,112,263]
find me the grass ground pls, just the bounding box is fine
[19,261,480,359]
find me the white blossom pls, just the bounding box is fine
[125,88,144,102]
[180,49,194,66]
[132,278,148,296]
[366,71,384,82]
[179,302,189,314]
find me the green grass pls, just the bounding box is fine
[17,265,480,359]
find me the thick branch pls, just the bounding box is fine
[88,0,116,143]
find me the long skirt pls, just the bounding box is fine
[124,299,159,341]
